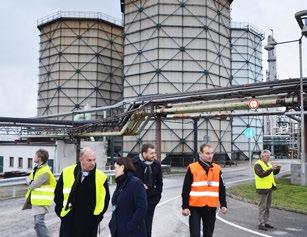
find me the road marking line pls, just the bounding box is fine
[157,195,180,207]
[163,193,274,237]
[215,173,289,237]
[216,215,273,237]
[106,169,290,237]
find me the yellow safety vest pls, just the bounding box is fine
[60,165,107,217]
[25,164,56,206]
[254,160,276,189]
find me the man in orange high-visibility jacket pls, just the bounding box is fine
[181,144,228,237]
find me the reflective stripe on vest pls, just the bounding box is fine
[25,164,56,206]
[188,162,220,207]
[60,165,107,217]
[254,160,276,189]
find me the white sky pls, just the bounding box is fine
[0,0,306,117]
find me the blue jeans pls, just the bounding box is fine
[34,214,49,237]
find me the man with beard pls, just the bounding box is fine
[132,144,163,237]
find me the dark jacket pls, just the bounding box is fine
[181,160,227,210]
[132,155,163,206]
[54,163,110,237]
[109,172,147,237]
[254,161,280,194]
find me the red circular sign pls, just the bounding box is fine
[248,98,259,110]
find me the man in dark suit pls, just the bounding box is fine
[54,147,110,237]
[132,144,163,237]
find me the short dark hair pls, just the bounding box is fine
[200,144,213,153]
[116,157,136,173]
[141,143,155,153]
[36,149,49,163]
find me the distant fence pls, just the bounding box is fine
[0,170,115,199]
[0,166,171,199]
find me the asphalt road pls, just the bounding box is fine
[0,159,306,237]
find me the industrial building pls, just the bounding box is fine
[0,140,107,174]
[263,33,299,159]
[3,1,283,172]
[121,0,233,163]
[33,1,269,165]
[230,22,264,159]
[0,1,303,175]
[37,11,123,118]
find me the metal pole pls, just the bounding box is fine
[248,137,252,182]
[193,118,199,162]
[299,38,306,185]
[76,137,81,163]
[110,137,115,169]
[155,116,162,161]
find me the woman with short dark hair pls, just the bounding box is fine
[109,157,147,237]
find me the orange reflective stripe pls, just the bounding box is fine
[188,162,220,207]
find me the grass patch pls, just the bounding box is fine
[228,176,307,214]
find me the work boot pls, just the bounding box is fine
[265,224,274,229]
[258,224,268,231]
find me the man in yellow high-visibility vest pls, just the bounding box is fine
[22,149,56,237]
[54,147,110,237]
[254,149,281,231]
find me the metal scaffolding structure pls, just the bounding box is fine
[263,33,299,159]
[1,78,305,139]
[37,11,123,118]
[1,7,304,166]
[121,0,233,160]
[230,22,265,159]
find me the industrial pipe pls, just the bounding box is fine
[155,94,298,115]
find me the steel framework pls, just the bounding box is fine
[230,22,265,157]
[121,0,233,159]
[1,78,305,139]
[37,11,123,118]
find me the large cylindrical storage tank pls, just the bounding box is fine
[230,22,264,159]
[121,0,233,162]
[37,12,123,118]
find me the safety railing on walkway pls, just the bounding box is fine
[37,11,123,27]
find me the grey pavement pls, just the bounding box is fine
[0,159,306,237]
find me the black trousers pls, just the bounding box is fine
[145,204,156,237]
[59,212,98,237]
[189,207,217,237]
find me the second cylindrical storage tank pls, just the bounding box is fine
[230,22,264,159]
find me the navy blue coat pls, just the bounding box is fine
[109,173,147,237]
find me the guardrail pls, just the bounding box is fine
[37,11,123,27]
[0,170,115,199]
[0,170,115,187]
